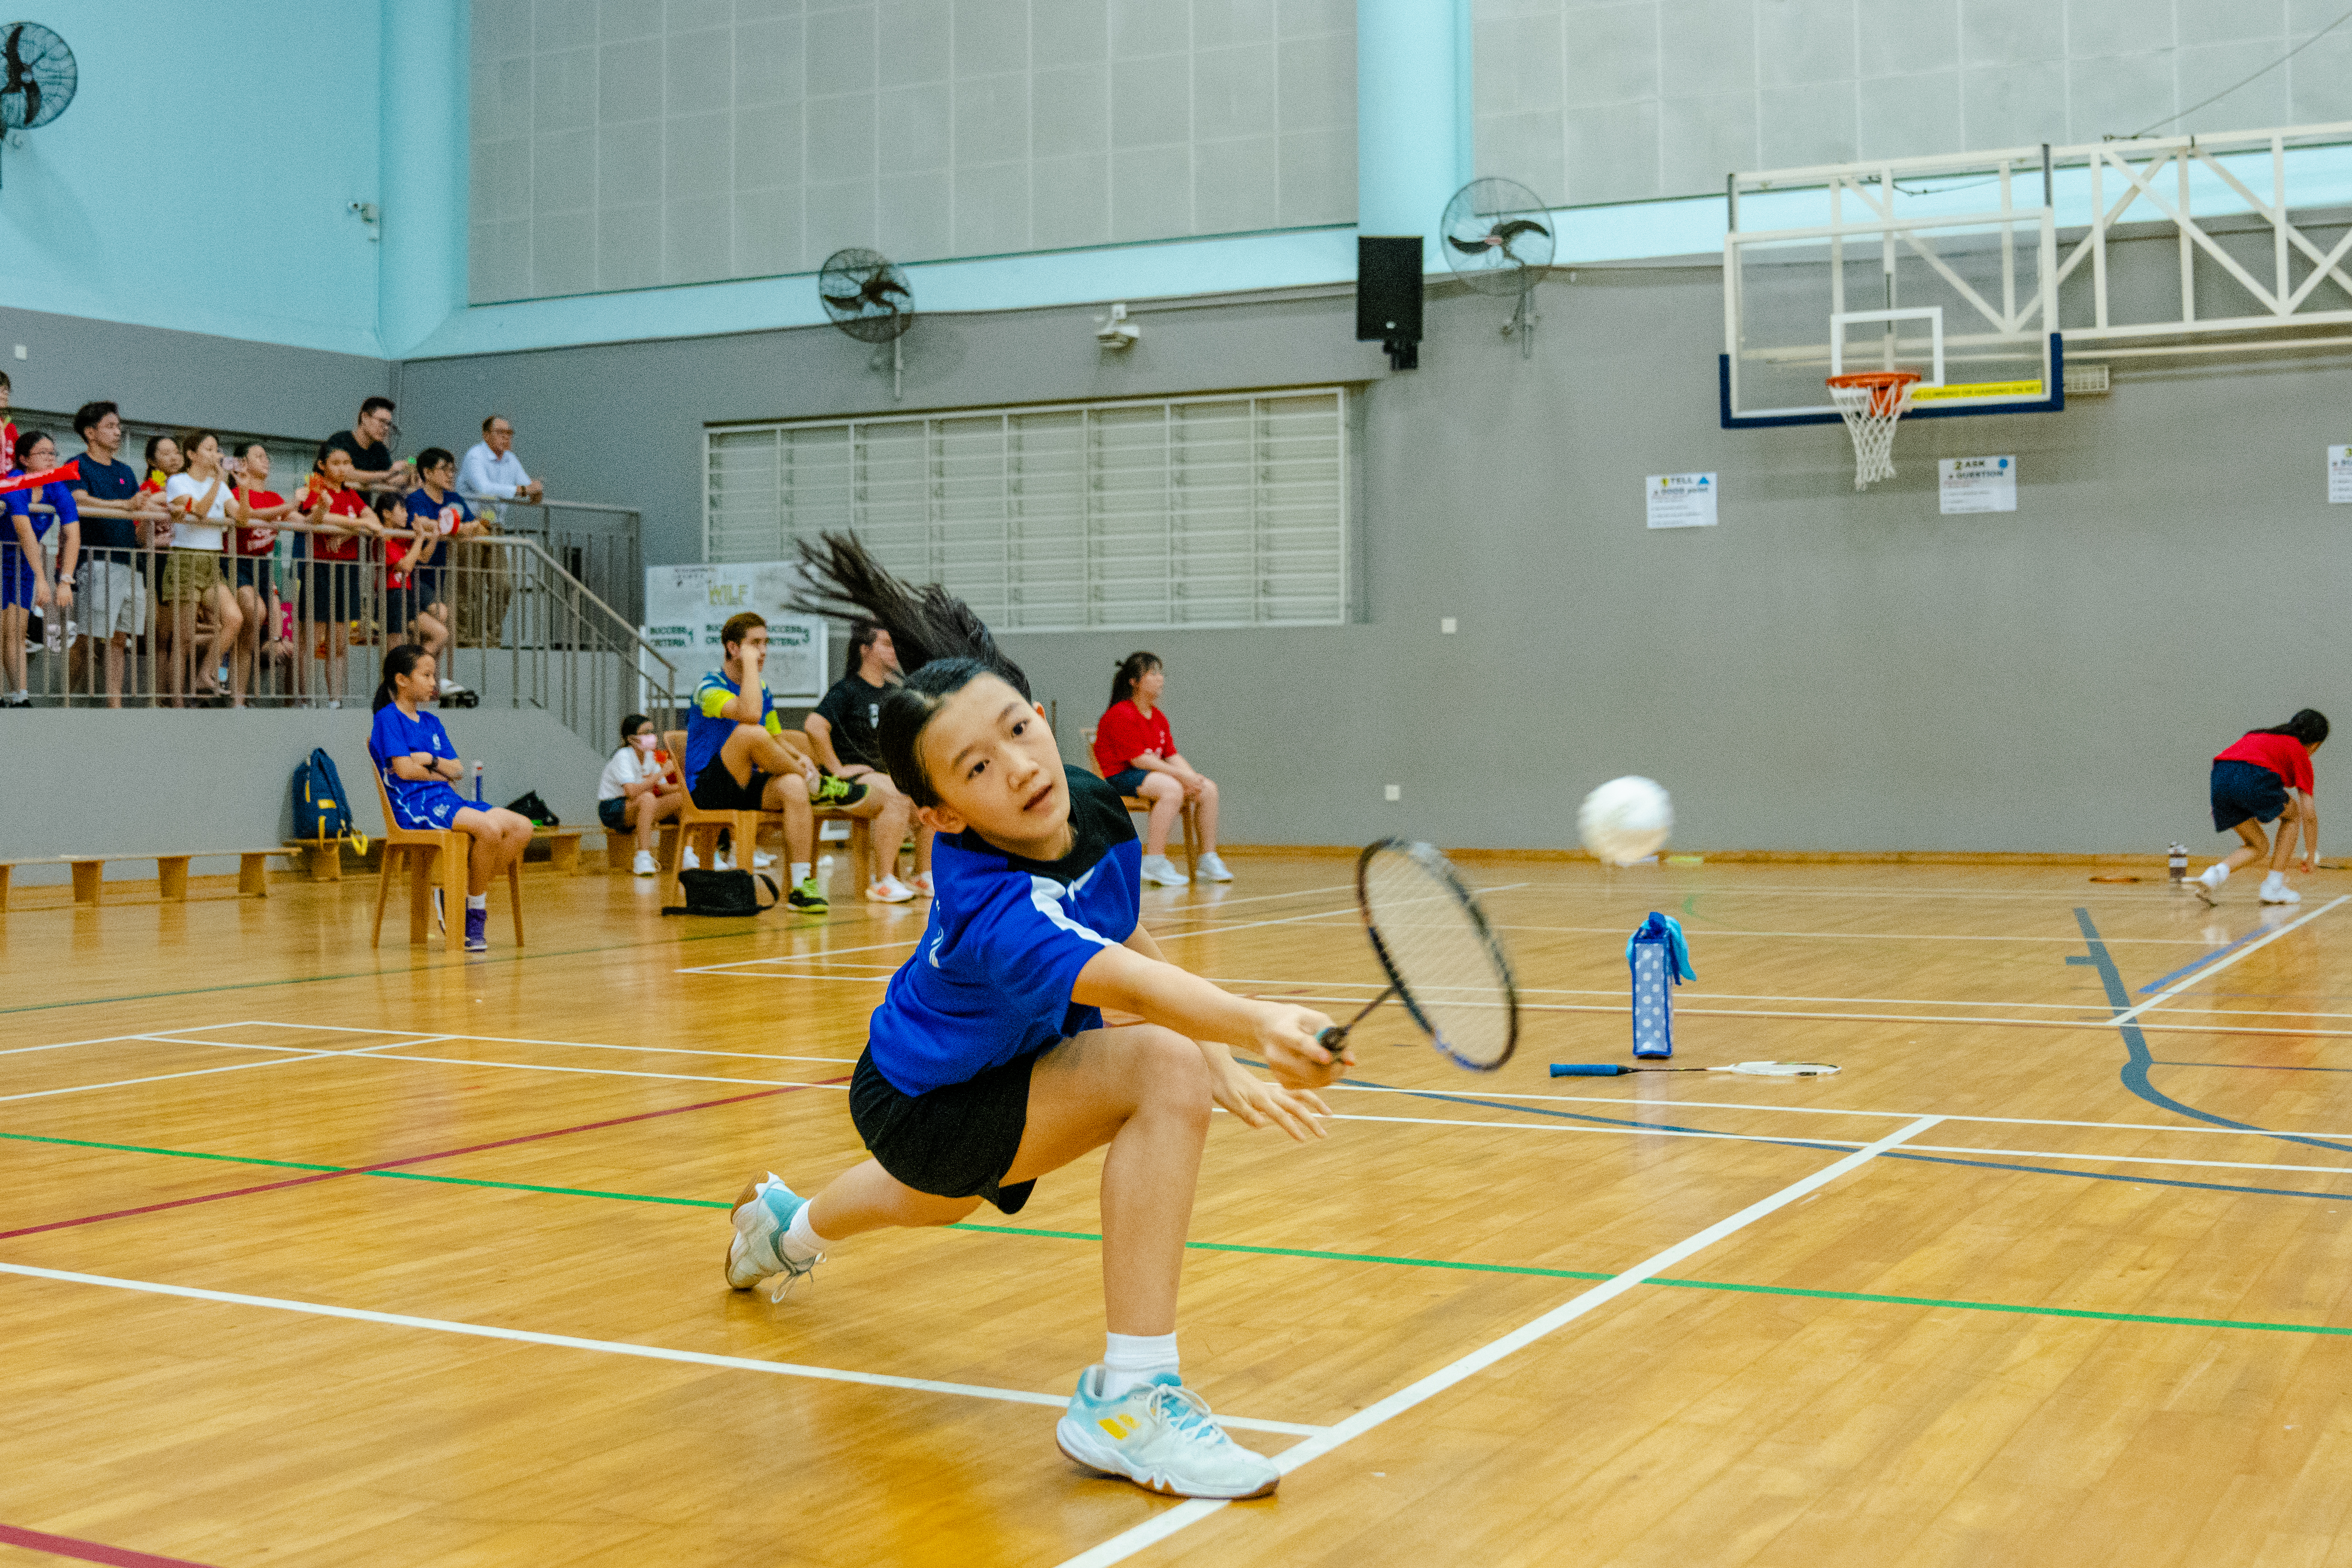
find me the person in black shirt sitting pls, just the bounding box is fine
[807,619,929,899]
[321,396,411,493]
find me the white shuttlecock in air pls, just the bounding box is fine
[1579,775,1672,865]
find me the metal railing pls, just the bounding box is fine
[473,498,644,628]
[6,513,676,754]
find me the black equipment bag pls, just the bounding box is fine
[662,869,778,917]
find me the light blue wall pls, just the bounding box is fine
[0,2,385,357]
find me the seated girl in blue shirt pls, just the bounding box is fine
[724,534,1349,1504]
[367,643,534,952]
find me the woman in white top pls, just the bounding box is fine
[160,429,247,706]
[599,712,686,875]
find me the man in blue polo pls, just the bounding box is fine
[68,402,162,707]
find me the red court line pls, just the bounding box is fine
[0,1522,218,1567]
[0,1079,849,1242]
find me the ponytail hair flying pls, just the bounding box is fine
[791,532,1032,809]
[374,643,430,713]
[2258,709,2331,749]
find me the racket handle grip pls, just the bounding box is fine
[1313,1026,1346,1054]
[1549,1064,1628,1077]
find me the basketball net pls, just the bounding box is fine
[1825,371,1920,491]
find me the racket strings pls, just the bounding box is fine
[1359,848,1515,1068]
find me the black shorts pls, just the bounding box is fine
[597,797,631,831]
[692,753,768,811]
[2212,758,2289,833]
[849,1046,1044,1215]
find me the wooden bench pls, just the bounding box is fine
[287,837,352,882]
[0,848,298,910]
[532,826,584,874]
[604,824,679,871]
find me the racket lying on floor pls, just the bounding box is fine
[1550,1061,1839,1077]
[1312,839,1520,1072]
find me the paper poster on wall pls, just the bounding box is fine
[1646,473,1717,528]
[2329,446,2352,503]
[642,563,827,701]
[1939,456,2016,514]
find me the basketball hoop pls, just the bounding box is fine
[1825,370,1921,491]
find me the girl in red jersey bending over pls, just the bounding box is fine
[2191,709,2327,906]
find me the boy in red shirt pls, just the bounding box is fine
[2193,709,2327,905]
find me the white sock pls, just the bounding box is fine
[782,1201,831,1264]
[466,892,487,910]
[791,861,811,885]
[2205,863,2230,886]
[1100,1331,1180,1398]
[2263,868,2286,885]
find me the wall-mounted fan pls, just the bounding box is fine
[819,247,915,400]
[1441,178,1554,359]
[0,21,75,190]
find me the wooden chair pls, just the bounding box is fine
[662,730,787,903]
[370,769,524,952]
[783,728,877,890]
[1081,727,1199,880]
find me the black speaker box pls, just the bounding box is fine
[1355,236,1423,367]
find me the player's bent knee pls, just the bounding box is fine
[1130,1027,1215,1114]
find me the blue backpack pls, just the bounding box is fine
[293,747,369,853]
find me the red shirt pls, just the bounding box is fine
[300,479,368,561]
[234,489,284,557]
[3,423,17,474]
[1094,700,1175,776]
[2216,731,2316,793]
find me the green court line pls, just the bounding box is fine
[15,1130,2352,1342]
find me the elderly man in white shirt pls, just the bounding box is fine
[456,414,544,523]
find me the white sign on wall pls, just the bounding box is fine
[642,563,828,701]
[1646,473,1718,529]
[1939,456,2017,514]
[2329,445,2352,503]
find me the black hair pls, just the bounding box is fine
[620,712,651,741]
[1110,650,1161,708]
[144,432,181,471]
[373,643,430,713]
[14,430,52,468]
[71,401,116,440]
[845,618,886,678]
[360,395,395,418]
[416,445,455,477]
[370,490,407,521]
[2257,709,2331,748]
[239,440,270,461]
[792,532,1031,810]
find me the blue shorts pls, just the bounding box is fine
[2211,758,2289,833]
[0,551,35,609]
[598,797,631,831]
[233,557,275,592]
[389,782,468,831]
[1105,767,1149,795]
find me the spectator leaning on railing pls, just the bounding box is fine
[324,396,410,494]
[399,447,482,692]
[68,402,158,708]
[229,442,294,697]
[457,414,541,527]
[2,430,79,707]
[0,370,19,473]
[295,446,379,709]
[160,430,245,707]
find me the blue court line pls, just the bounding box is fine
[2156,1060,2352,1073]
[2076,907,2352,1160]
[2137,924,2269,993]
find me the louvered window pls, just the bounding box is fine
[704,390,1348,631]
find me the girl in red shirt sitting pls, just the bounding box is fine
[2192,709,2327,905]
[1092,651,1232,886]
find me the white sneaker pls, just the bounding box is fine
[715,850,734,871]
[681,847,701,871]
[632,850,658,876]
[1139,854,1189,887]
[752,850,777,868]
[2191,865,2224,905]
[907,871,934,898]
[865,875,916,903]
[1195,851,1234,882]
[2261,873,2302,905]
[1055,1367,1279,1499]
[725,1173,823,1300]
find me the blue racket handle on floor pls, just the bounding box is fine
[1550,1064,1631,1076]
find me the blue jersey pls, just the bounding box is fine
[5,477,77,540]
[867,769,1142,1096]
[686,667,781,782]
[369,703,461,823]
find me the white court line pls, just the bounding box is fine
[0,1043,416,1105]
[425,1031,860,1066]
[1150,889,1530,946]
[1053,1114,1945,1568]
[1130,881,1356,919]
[0,1033,150,1058]
[678,934,927,974]
[163,1019,431,1038]
[1412,921,2220,946]
[136,1034,455,1057]
[353,1047,854,1092]
[0,1262,1323,1437]
[2109,896,2352,1025]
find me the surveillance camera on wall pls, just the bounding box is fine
[1095,302,1140,350]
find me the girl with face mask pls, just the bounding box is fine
[598,713,687,876]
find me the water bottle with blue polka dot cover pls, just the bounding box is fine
[1627,912,1694,1059]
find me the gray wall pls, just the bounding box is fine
[399,266,2352,855]
[6,707,605,885]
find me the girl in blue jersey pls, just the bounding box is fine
[725,535,1349,1502]
[367,643,534,952]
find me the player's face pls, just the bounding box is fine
[917,674,1067,850]
[397,655,436,703]
[21,437,52,469]
[243,446,270,481]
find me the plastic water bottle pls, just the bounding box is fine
[2168,843,2188,882]
[472,763,485,805]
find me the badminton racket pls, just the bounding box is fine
[1312,839,1519,1072]
[1550,1061,1839,1078]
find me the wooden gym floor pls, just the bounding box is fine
[7,854,2352,1567]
